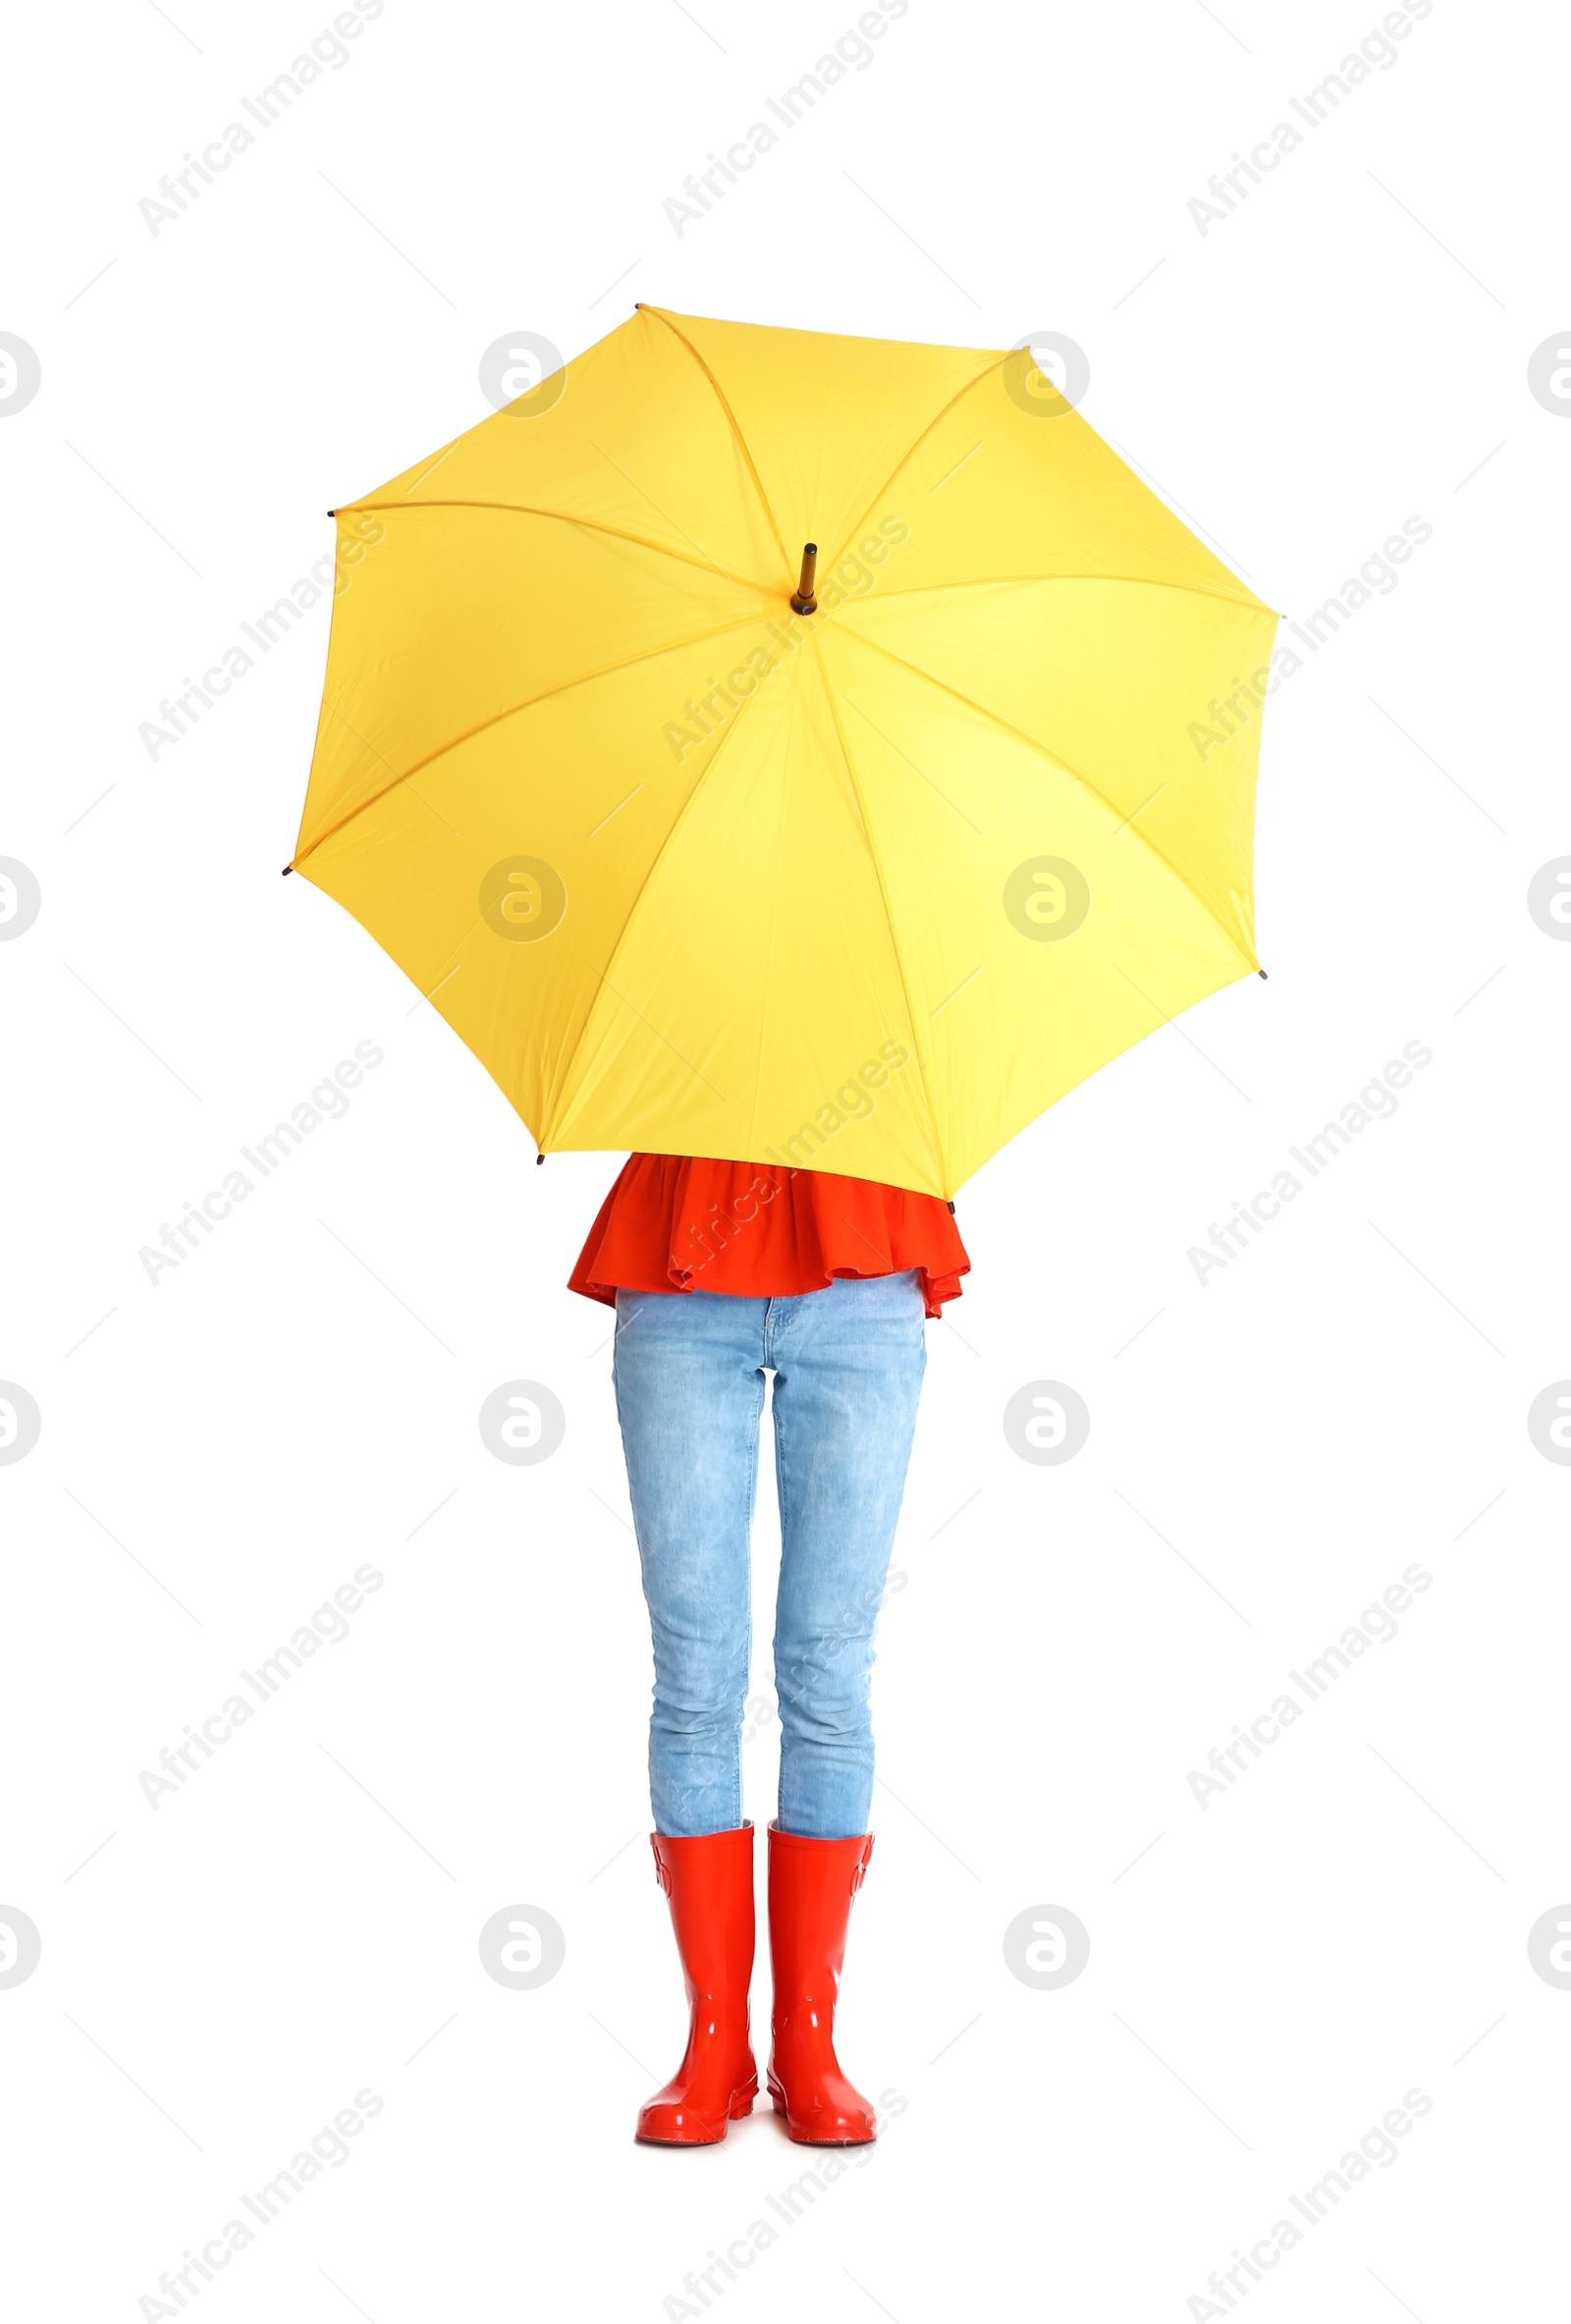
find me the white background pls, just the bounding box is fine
[4,1,1568,2317]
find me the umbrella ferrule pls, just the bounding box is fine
[789,541,818,615]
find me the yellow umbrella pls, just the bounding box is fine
[288,306,1277,1199]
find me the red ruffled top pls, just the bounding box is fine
[569,1154,969,1319]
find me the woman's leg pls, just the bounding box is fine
[768,1269,927,1839]
[612,1286,768,1837]
[763,1268,927,2143]
[615,1287,771,2144]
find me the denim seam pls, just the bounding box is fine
[771,1367,792,1829]
[733,1367,764,1831]
[609,1316,643,1562]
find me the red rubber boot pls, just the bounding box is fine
[766,1825,878,2145]
[636,1823,758,2145]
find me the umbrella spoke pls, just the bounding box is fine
[293,610,775,870]
[638,305,793,584]
[826,622,1255,973]
[823,353,1008,574]
[347,495,775,598]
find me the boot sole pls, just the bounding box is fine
[769,2090,876,2145]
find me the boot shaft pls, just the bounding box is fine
[651,1822,756,2013]
[767,1826,873,2019]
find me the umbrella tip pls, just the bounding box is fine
[536,1152,545,1164]
[790,542,819,615]
[326,509,335,517]
[1257,967,1268,979]
[281,864,294,876]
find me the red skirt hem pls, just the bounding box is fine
[568,1154,969,1321]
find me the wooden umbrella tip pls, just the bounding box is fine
[790,540,819,615]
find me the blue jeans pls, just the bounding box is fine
[612,1271,928,1840]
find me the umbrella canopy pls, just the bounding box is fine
[289,305,1277,1199]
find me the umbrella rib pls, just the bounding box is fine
[842,570,1273,616]
[822,353,1009,574]
[822,363,1273,622]
[344,497,775,595]
[637,306,793,581]
[538,663,775,1147]
[806,632,951,1196]
[290,611,774,869]
[833,624,1258,973]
